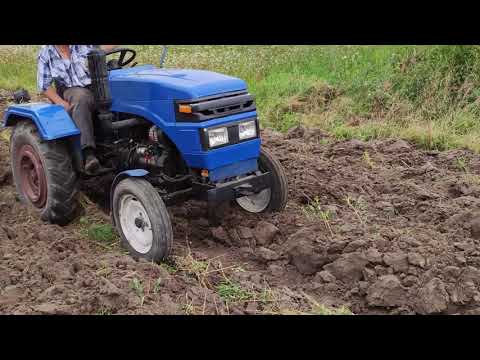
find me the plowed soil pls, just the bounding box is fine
[2,92,480,315]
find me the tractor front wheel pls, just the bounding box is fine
[112,178,173,262]
[10,121,79,225]
[236,148,288,213]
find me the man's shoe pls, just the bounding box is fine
[85,154,101,175]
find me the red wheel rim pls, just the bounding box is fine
[17,144,47,208]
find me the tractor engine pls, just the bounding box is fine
[129,145,167,170]
[106,125,184,182]
[125,126,170,171]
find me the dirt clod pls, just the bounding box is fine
[407,253,426,268]
[383,252,409,273]
[316,270,336,283]
[256,247,280,263]
[211,227,230,244]
[366,275,406,308]
[324,252,369,284]
[414,278,450,314]
[237,226,254,239]
[284,234,329,275]
[365,248,383,264]
[254,221,280,246]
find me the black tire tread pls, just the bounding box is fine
[260,147,289,213]
[10,121,79,226]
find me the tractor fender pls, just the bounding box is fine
[110,169,150,222]
[2,103,80,140]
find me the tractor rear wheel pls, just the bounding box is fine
[10,121,79,225]
[236,148,288,213]
[112,178,173,262]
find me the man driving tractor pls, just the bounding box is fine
[37,45,118,174]
[4,45,288,261]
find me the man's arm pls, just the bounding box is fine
[100,45,120,52]
[37,50,71,111]
[43,86,71,112]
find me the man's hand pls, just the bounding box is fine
[59,100,72,112]
[43,86,71,112]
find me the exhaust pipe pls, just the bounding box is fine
[105,117,147,130]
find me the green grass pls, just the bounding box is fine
[0,46,39,91]
[87,224,116,243]
[79,216,118,246]
[216,280,255,304]
[160,262,178,274]
[3,45,480,152]
[302,196,331,220]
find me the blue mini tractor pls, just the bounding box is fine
[2,47,288,262]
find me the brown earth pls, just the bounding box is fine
[2,92,480,315]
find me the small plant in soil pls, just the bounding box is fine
[160,262,178,274]
[97,307,113,315]
[131,277,145,306]
[181,294,201,315]
[258,288,275,304]
[183,257,209,277]
[362,150,375,169]
[175,253,212,289]
[96,262,112,277]
[345,195,368,226]
[153,277,162,295]
[301,291,353,315]
[302,196,327,219]
[216,280,254,304]
[302,197,335,236]
[455,156,470,173]
[181,302,196,315]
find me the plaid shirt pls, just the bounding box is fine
[37,45,96,93]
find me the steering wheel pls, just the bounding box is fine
[104,48,137,69]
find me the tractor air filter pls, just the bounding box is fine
[87,49,112,113]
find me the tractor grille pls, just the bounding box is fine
[175,91,256,122]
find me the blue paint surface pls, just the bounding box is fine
[3,103,80,140]
[109,66,247,101]
[209,158,258,182]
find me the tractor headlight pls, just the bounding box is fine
[207,127,229,148]
[238,120,257,141]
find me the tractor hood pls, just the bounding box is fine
[108,65,248,101]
